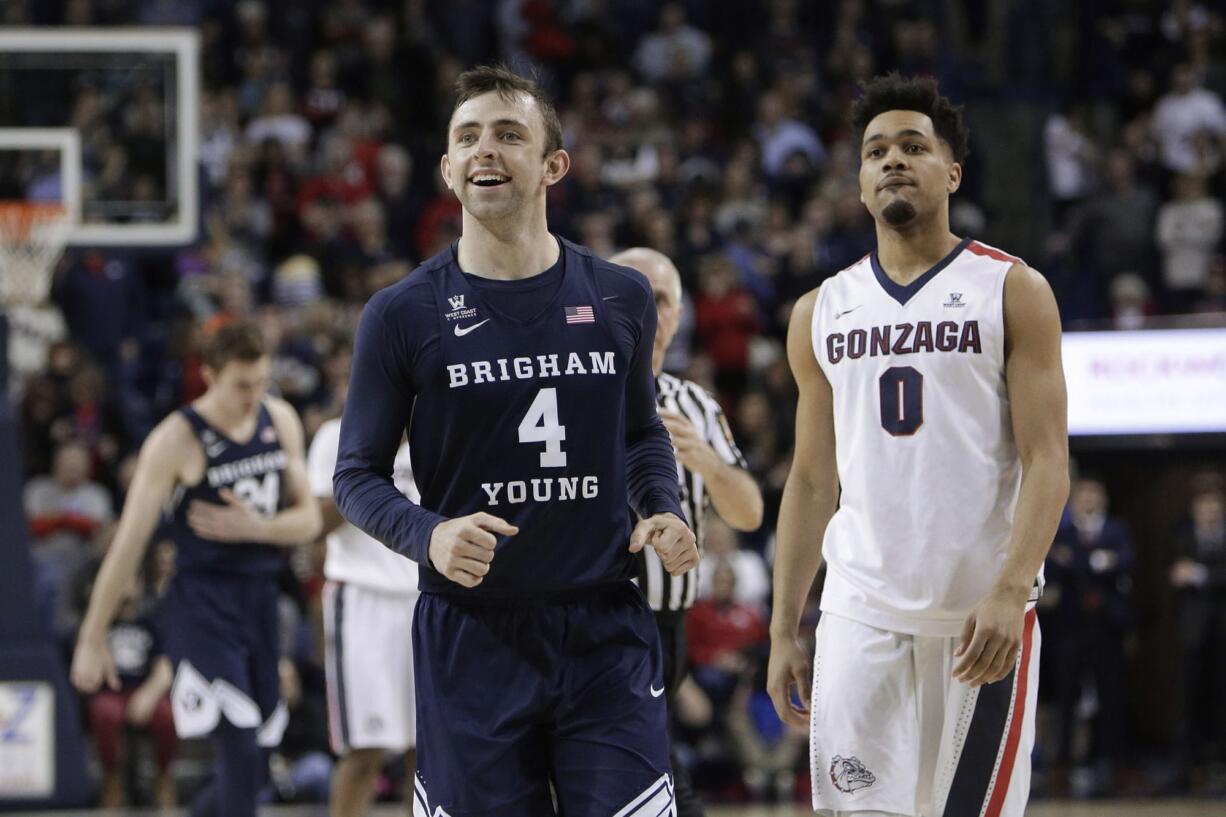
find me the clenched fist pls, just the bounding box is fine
[628,512,697,575]
[429,512,518,588]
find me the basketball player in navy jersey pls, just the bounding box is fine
[334,65,696,817]
[767,75,1069,817]
[71,321,322,817]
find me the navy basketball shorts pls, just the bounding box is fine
[411,581,676,817]
[160,572,287,746]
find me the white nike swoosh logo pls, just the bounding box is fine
[650,684,664,698]
[205,443,227,457]
[602,295,619,301]
[454,319,491,337]
[835,305,862,319]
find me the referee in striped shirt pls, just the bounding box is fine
[612,248,764,817]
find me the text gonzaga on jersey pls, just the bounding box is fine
[826,319,982,364]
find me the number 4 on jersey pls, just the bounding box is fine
[518,387,567,467]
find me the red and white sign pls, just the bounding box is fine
[1063,328,1226,436]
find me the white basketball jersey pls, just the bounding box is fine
[813,237,1027,636]
[308,418,419,595]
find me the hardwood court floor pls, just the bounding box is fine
[23,801,1225,816]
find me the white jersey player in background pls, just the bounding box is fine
[308,415,418,817]
[767,73,1069,817]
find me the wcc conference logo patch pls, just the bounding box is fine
[444,293,480,323]
[830,755,877,793]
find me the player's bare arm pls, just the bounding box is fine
[628,512,698,575]
[186,397,323,546]
[767,287,839,727]
[70,414,194,694]
[659,407,764,531]
[953,264,1069,687]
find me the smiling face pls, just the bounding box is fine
[858,109,961,230]
[441,90,569,226]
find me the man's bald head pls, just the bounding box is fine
[610,247,682,303]
[611,246,683,375]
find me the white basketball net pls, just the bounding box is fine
[0,202,70,307]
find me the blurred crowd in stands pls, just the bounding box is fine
[5,0,1226,807]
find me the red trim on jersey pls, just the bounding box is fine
[967,241,1021,265]
[984,607,1037,817]
[841,250,871,274]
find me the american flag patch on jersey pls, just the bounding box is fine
[565,305,595,324]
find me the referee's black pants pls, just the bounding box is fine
[656,610,705,817]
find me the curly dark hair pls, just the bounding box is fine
[452,64,564,156]
[850,73,969,163]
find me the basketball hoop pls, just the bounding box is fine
[0,201,70,308]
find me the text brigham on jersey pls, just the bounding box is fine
[205,450,289,488]
[446,350,617,388]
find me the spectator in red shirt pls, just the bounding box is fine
[296,131,376,211]
[25,440,114,599]
[694,252,760,403]
[687,558,768,708]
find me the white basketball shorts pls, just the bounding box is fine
[809,607,1039,817]
[323,580,418,753]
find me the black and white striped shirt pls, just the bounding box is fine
[637,372,748,613]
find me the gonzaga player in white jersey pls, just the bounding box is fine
[308,416,419,817]
[767,75,1069,817]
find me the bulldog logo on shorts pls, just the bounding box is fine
[830,755,876,793]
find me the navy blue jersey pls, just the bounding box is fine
[335,237,683,598]
[171,404,287,576]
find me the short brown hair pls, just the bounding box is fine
[202,319,266,371]
[452,64,564,155]
[850,73,969,163]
